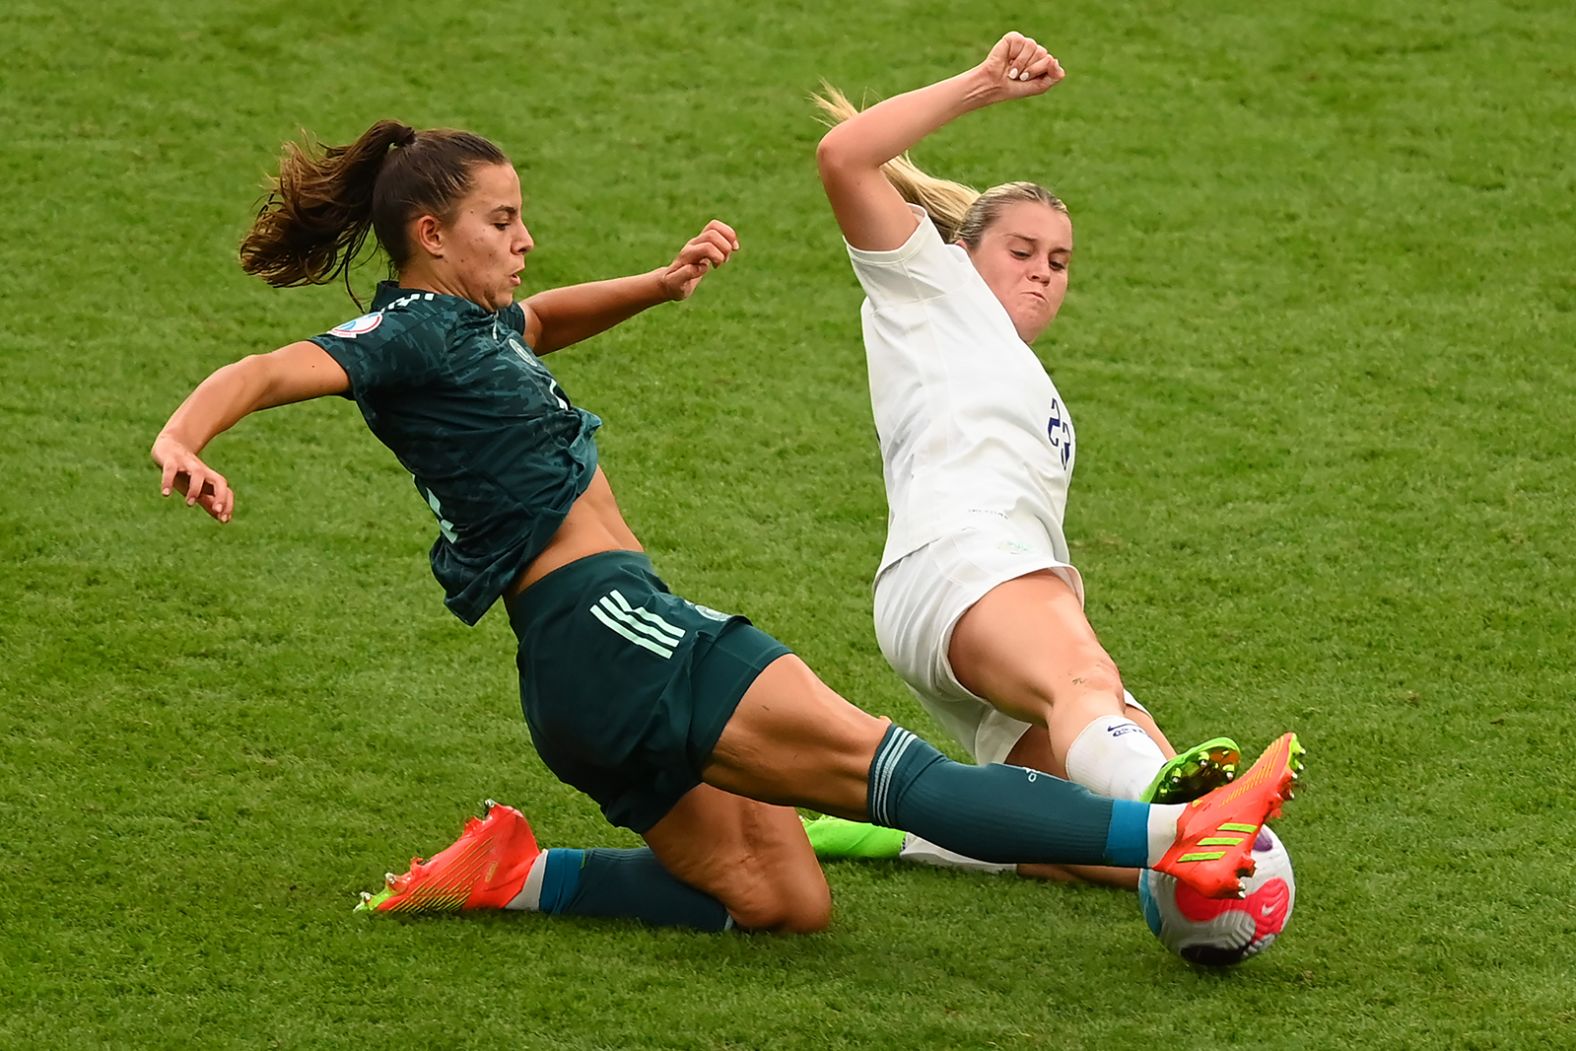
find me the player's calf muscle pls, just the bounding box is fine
[703,668,887,817]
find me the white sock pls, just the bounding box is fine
[1064,714,1167,801]
[898,834,1016,875]
[1144,803,1187,867]
[504,851,551,911]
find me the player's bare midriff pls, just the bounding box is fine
[506,466,643,600]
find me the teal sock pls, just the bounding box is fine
[866,725,1151,868]
[538,848,734,932]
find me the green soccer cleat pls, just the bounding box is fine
[1141,737,1241,805]
[355,886,395,913]
[802,815,906,860]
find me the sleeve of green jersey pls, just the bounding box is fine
[308,308,447,394]
[499,302,527,338]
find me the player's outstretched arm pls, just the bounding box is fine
[151,341,350,523]
[523,220,740,354]
[815,31,1065,251]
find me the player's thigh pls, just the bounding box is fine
[948,570,1124,723]
[701,653,890,822]
[643,782,831,933]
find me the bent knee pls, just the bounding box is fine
[782,878,833,933]
[1062,654,1123,701]
[724,873,832,934]
[996,655,1125,724]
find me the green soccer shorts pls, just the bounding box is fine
[506,551,791,832]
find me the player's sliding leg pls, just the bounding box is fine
[835,568,1247,887]
[705,654,1301,900]
[806,719,1240,883]
[858,724,1300,898]
[948,572,1230,801]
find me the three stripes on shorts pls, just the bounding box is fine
[589,589,687,658]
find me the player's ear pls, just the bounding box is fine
[411,214,444,257]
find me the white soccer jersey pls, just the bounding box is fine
[846,205,1078,577]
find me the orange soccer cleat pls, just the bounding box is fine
[1152,733,1305,900]
[356,800,541,914]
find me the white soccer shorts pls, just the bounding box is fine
[873,516,1145,766]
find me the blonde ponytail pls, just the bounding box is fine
[812,83,982,242]
[812,83,1068,246]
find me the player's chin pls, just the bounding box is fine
[1013,307,1053,342]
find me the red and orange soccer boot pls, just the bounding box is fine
[1153,733,1305,899]
[356,800,541,914]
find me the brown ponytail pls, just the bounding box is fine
[240,120,509,300]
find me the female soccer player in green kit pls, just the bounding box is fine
[803,32,1287,888]
[151,118,1302,933]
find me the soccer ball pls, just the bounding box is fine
[1139,827,1295,966]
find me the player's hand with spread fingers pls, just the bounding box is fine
[659,219,740,301]
[976,31,1065,101]
[151,432,234,524]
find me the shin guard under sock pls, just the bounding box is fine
[525,848,734,931]
[866,725,1152,868]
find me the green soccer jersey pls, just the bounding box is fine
[309,281,602,624]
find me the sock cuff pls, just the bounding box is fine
[1104,799,1150,869]
[538,848,585,914]
[866,724,949,827]
[508,850,552,911]
[867,725,920,826]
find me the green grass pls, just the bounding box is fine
[5,0,1575,1047]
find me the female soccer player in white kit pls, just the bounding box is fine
[807,32,1249,886]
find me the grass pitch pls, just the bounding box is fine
[4,0,1574,1047]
